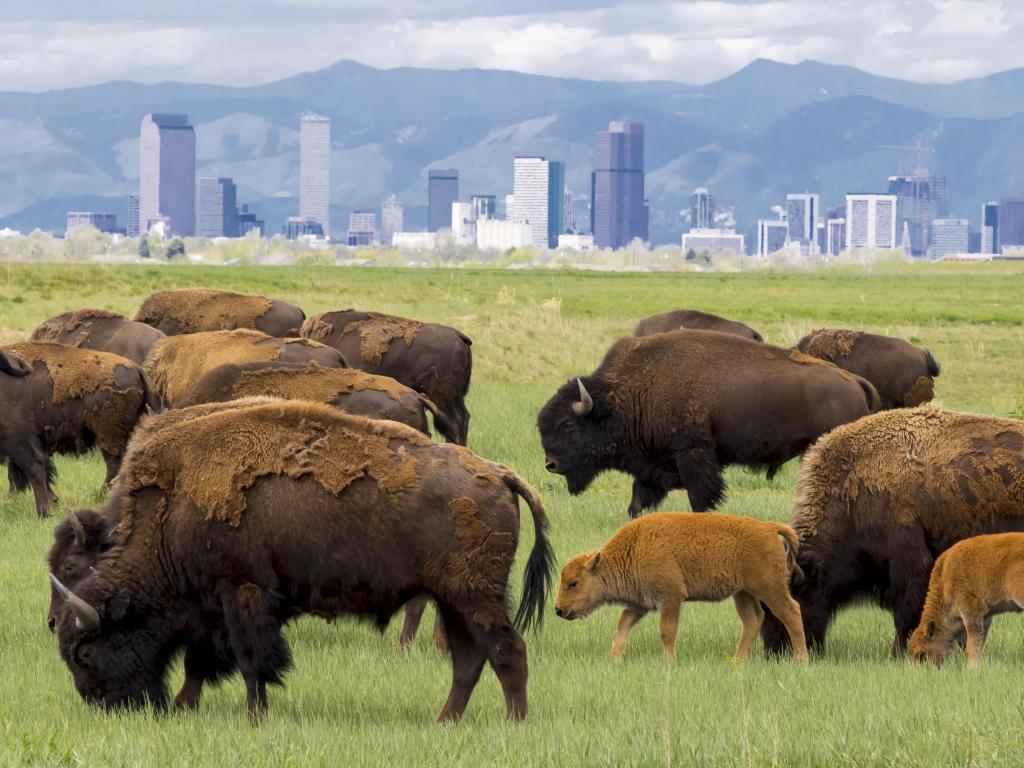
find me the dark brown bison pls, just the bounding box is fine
[795,328,940,409]
[134,288,305,337]
[178,361,458,442]
[144,329,345,406]
[30,308,166,365]
[635,309,764,342]
[0,350,53,518]
[50,400,553,722]
[761,406,1024,658]
[538,330,880,517]
[302,310,472,444]
[1,342,155,515]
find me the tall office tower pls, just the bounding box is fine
[845,194,898,250]
[563,189,575,232]
[512,157,550,249]
[299,114,331,238]
[929,218,969,259]
[126,194,140,237]
[998,197,1024,252]
[139,113,195,236]
[690,187,715,230]
[887,171,948,257]
[592,121,645,249]
[547,161,565,248]
[196,177,238,237]
[380,195,403,246]
[346,209,377,246]
[505,194,515,220]
[827,218,846,256]
[786,193,819,255]
[756,219,789,257]
[471,194,496,221]
[428,169,459,231]
[981,201,999,254]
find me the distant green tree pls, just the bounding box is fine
[685,248,697,261]
[166,238,185,260]
[138,236,150,259]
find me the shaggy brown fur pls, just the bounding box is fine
[555,512,807,662]
[0,342,155,512]
[52,400,553,722]
[30,309,166,365]
[909,533,1024,669]
[795,329,940,409]
[134,288,305,337]
[178,361,458,442]
[143,329,345,406]
[634,309,764,342]
[301,309,473,444]
[761,405,1024,657]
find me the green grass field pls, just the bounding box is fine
[2,261,1023,766]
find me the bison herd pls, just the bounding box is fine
[3,286,1021,724]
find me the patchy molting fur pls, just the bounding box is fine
[30,309,166,366]
[134,288,306,337]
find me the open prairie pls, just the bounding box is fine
[2,261,1023,767]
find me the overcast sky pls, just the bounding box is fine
[1,0,1020,91]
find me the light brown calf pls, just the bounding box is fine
[909,532,1024,669]
[555,512,808,662]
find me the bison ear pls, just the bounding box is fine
[926,620,936,639]
[586,551,602,574]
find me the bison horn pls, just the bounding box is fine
[49,574,100,632]
[65,507,85,547]
[572,377,594,416]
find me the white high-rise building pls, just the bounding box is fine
[477,219,533,251]
[929,218,970,259]
[756,219,789,257]
[381,195,403,246]
[786,193,819,255]
[827,218,846,256]
[300,114,331,239]
[139,113,195,236]
[845,194,898,250]
[451,201,474,243]
[512,157,550,249]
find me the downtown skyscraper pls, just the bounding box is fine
[591,121,646,249]
[512,157,565,249]
[139,113,195,236]
[300,114,331,238]
[428,169,459,232]
[197,177,238,238]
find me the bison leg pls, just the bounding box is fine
[400,595,429,650]
[888,540,933,657]
[436,606,487,724]
[8,446,56,518]
[627,478,669,518]
[759,593,808,662]
[658,601,682,662]
[673,448,725,511]
[963,614,990,670]
[733,592,765,661]
[481,623,529,721]
[612,607,647,661]
[101,450,121,486]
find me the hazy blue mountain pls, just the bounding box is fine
[2,58,1023,245]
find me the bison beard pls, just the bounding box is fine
[50,401,553,723]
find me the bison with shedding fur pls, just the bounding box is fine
[635,309,763,342]
[538,330,880,517]
[761,406,1024,658]
[134,288,305,337]
[30,308,166,365]
[0,350,53,518]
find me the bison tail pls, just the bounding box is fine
[418,395,460,444]
[857,377,882,413]
[776,525,804,585]
[924,349,941,378]
[505,473,555,633]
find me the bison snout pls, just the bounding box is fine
[545,459,560,473]
[555,606,570,619]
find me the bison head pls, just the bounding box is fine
[908,617,955,667]
[554,550,604,620]
[537,376,619,495]
[51,574,173,712]
[47,509,115,632]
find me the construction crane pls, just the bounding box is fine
[875,141,935,175]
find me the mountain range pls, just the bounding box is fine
[2,58,1024,245]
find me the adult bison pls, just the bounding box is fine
[30,308,166,365]
[302,310,472,444]
[0,350,53,518]
[144,329,345,406]
[1,342,155,514]
[635,309,763,342]
[795,328,940,409]
[538,330,880,517]
[134,288,305,337]
[178,361,459,443]
[761,405,1024,658]
[50,400,553,722]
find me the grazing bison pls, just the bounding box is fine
[761,406,1024,658]
[302,310,472,444]
[144,329,345,406]
[1,342,155,514]
[555,512,807,662]
[179,361,458,442]
[538,330,880,517]
[134,288,306,337]
[30,308,166,365]
[795,328,940,409]
[50,400,553,721]
[635,309,764,342]
[0,350,53,518]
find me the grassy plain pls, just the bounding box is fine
[1,261,1023,766]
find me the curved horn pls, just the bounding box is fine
[65,507,85,547]
[49,574,100,632]
[572,377,594,416]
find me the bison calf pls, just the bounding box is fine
[909,533,1024,669]
[555,512,807,662]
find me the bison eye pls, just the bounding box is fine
[61,562,75,574]
[567,580,578,590]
